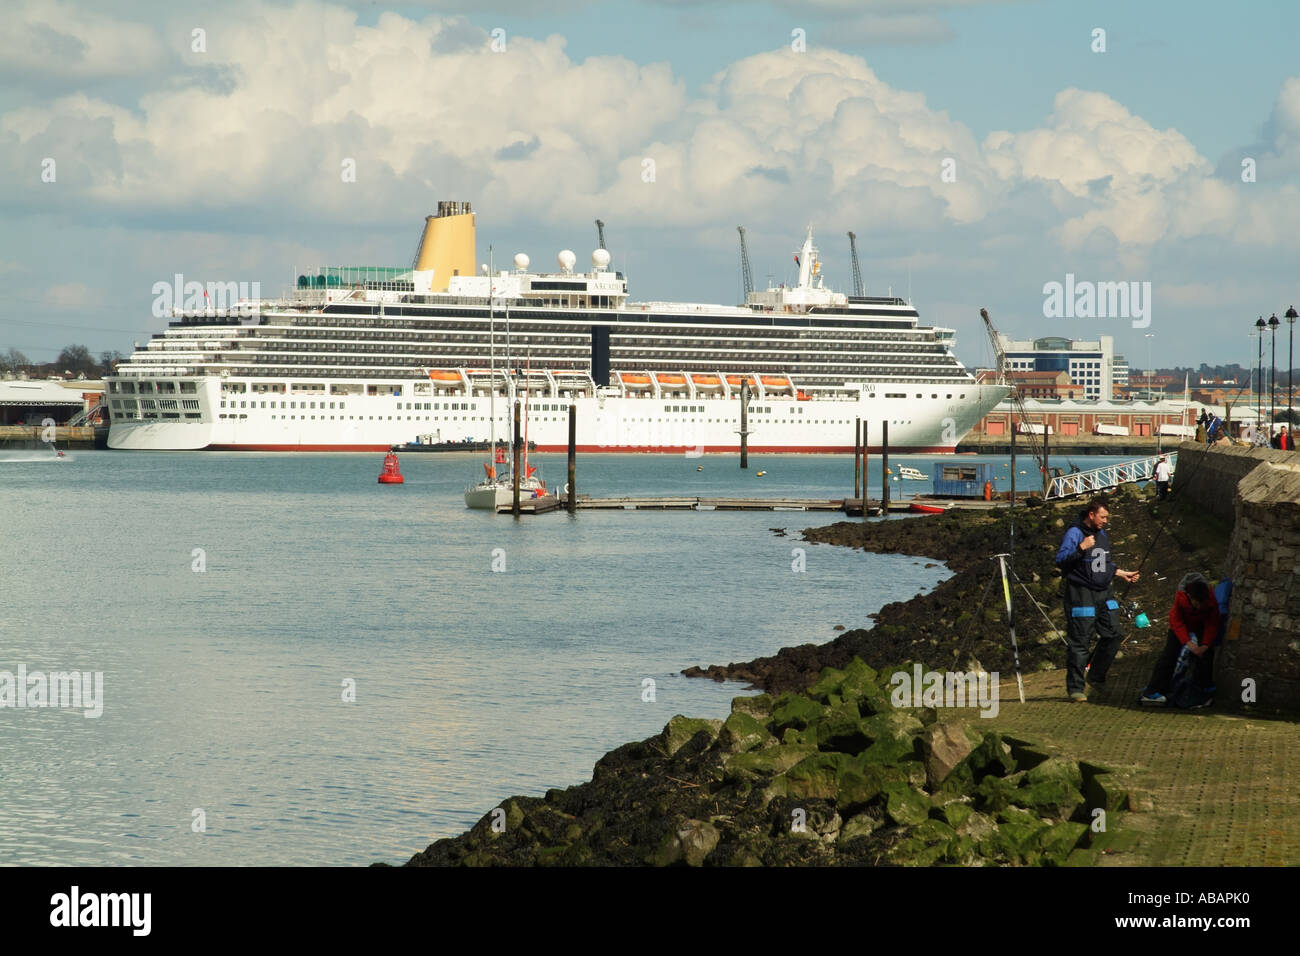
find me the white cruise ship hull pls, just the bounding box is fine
[107,378,1008,453]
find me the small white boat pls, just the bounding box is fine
[897,466,927,481]
[465,471,546,510]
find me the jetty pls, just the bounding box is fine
[496,495,1001,515]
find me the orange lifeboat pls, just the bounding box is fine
[621,374,652,389]
[378,452,404,484]
[761,376,792,390]
[656,373,686,386]
[428,370,462,383]
[726,374,757,388]
[691,374,723,390]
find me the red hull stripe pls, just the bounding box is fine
[205,443,954,453]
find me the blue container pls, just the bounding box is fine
[932,462,997,498]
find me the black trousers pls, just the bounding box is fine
[1145,629,1216,694]
[1156,481,1169,499]
[1065,582,1124,694]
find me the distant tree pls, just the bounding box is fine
[1,347,29,371]
[99,350,124,373]
[55,344,97,376]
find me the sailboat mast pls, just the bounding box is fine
[489,246,495,454]
[523,348,531,478]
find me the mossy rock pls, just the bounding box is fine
[731,693,775,720]
[940,801,974,830]
[884,784,931,826]
[837,658,881,703]
[662,715,723,756]
[778,752,847,800]
[724,743,817,778]
[1036,820,1089,866]
[1012,779,1086,820]
[1025,755,1084,790]
[814,701,868,752]
[858,711,924,764]
[838,811,883,844]
[912,818,957,845]
[807,665,847,703]
[835,761,894,810]
[973,774,1019,814]
[772,692,826,733]
[719,710,773,754]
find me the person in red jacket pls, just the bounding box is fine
[1139,575,1220,704]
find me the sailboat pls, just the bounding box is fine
[464,253,545,509]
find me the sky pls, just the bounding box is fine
[4,0,1300,375]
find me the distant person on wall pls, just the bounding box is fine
[1153,455,1171,499]
[1281,426,1294,450]
[1139,575,1220,707]
[1271,427,1282,449]
[1054,499,1140,702]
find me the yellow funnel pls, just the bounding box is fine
[414,201,476,292]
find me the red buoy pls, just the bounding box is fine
[378,452,404,484]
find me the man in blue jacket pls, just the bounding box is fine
[1055,498,1140,701]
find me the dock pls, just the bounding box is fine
[496,495,1001,515]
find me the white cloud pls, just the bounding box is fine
[0,0,170,79]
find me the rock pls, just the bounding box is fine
[650,819,720,867]
[724,743,817,778]
[923,721,978,787]
[771,692,825,732]
[1036,821,1089,866]
[662,716,723,756]
[940,801,973,830]
[814,701,868,752]
[1025,756,1084,791]
[731,694,775,719]
[778,753,846,800]
[859,711,924,764]
[718,710,772,753]
[838,811,883,844]
[1012,779,1086,820]
[884,784,931,826]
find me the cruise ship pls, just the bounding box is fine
[105,202,1008,453]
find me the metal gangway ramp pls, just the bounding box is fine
[1044,452,1175,501]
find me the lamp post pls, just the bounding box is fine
[1269,313,1281,428]
[1256,316,1266,430]
[1144,333,1155,401]
[1287,305,1297,427]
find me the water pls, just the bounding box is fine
[0,448,1139,865]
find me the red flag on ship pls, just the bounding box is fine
[793,254,800,267]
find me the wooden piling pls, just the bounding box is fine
[881,420,889,515]
[862,420,869,521]
[567,404,576,514]
[512,400,521,518]
[853,417,861,499]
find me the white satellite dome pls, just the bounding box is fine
[592,248,611,271]
[557,249,577,272]
[513,253,530,271]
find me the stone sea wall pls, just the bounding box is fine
[1171,441,1295,523]
[1221,460,1300,710]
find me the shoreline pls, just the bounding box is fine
[390,484,1263,866]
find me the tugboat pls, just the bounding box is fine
[378,451,404,484]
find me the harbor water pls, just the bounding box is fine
[0,449,1139,865]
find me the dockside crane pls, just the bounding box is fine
[737,226,754,298]
[980,307,1051,495]
[847,231,865,297]
[595,219,607,251]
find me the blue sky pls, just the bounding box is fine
[3,0,1300,374]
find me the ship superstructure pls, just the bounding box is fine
[105,203,1007,452]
